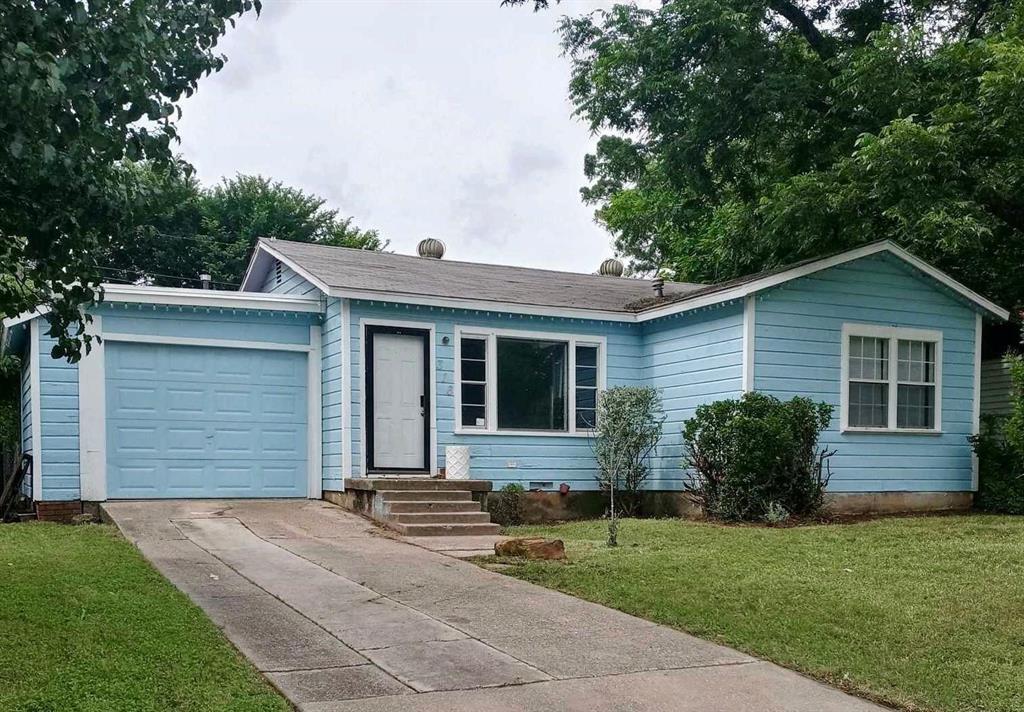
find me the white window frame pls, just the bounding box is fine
[453,326,607,437]
[840,323,943,434]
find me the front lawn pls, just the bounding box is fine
[0,523,289,712]
[497,515,1024,712]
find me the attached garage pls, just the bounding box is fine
[105,342,309,499]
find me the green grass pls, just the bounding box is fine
[496,515,1024,712]
[0,523,289,712]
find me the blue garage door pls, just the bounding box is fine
[106,342,308,498]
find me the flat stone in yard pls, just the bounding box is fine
[494,537,566,560]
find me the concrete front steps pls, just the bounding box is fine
[334,478,499,537]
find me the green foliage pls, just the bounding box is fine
[592,385,665,517]
[557,0,1024,311]
[971,355,1024,513]
[490,483,526,527]
[0,0,259,361]
[683,392,834,521]
[1004,354,1024,456]
[102,169,385,289]
[0,355,21,454]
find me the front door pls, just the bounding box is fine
[366,327,429,471]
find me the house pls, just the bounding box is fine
[2,238,1010,523]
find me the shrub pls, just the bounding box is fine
[971,420,1024,514]
[489,483,525,527]
[971,354,1024,514]
[1004,355,1024,457]
[591,385,665,518]
[683,392,834,521]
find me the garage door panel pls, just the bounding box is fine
[262,391,303,418]
[165,388,206,416]
[213,389,255,418]
[166,426,206,455]
[113,425,160,455]
[106,342,308,499]
[166,465,205,490]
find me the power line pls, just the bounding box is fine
[97,266,240,288]
[126,229,250,246]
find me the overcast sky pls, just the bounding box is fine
[176,0,635,274]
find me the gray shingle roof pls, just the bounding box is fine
[262,239,706,313]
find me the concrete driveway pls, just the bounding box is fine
[103,500,886,712]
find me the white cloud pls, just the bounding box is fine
[176,0,629,272]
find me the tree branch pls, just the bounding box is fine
[766,0,833,60]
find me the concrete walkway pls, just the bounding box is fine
[103,500,887,712]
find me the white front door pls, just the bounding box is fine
[371,332,426,470]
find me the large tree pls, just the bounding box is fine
[1,0,259,360]
[513,0,1024,312]
[103,169,385,289]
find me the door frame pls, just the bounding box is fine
[78,323,323,501]
[359,318,436,476]
[364,323,432,473]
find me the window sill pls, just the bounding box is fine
[453,429,594,438]
[841,427,943,436]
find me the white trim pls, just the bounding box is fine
[78,315,106,501]
[636,241,1010,323]
[3,286,322,337]
[341,299,352,477]
[101,333,314,353]
[307,324,323,499]
[243,240,332,295]
[99,283,323,313]
[741,295,756,392]
[840,323,944,434]
[452,325,607,435]
[3,307,49,330]
[972,312,983,491]
[329,286,636,322]
[358,317,438,476]
[239,243,273,292]
[29,319,42,502]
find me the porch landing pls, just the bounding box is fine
[328,479,499,538]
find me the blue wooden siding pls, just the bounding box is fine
[346,300,643,490]
[642,302,745,489]
[261,259,321,296]
[322,298,344,491]
[753,253,978,492]
[38,330,80,501]
[20,344,31,454]
[20,344,33,497]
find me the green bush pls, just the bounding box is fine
[682,392,834,521]
[592,385,665,518]
[1004,355,1024,457]
[489,483,525,527]
[971,355,1024,514]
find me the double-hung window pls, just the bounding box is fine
[455,328,604,434]
[842,324,942,433]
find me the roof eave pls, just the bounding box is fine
[325,286,637,322]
